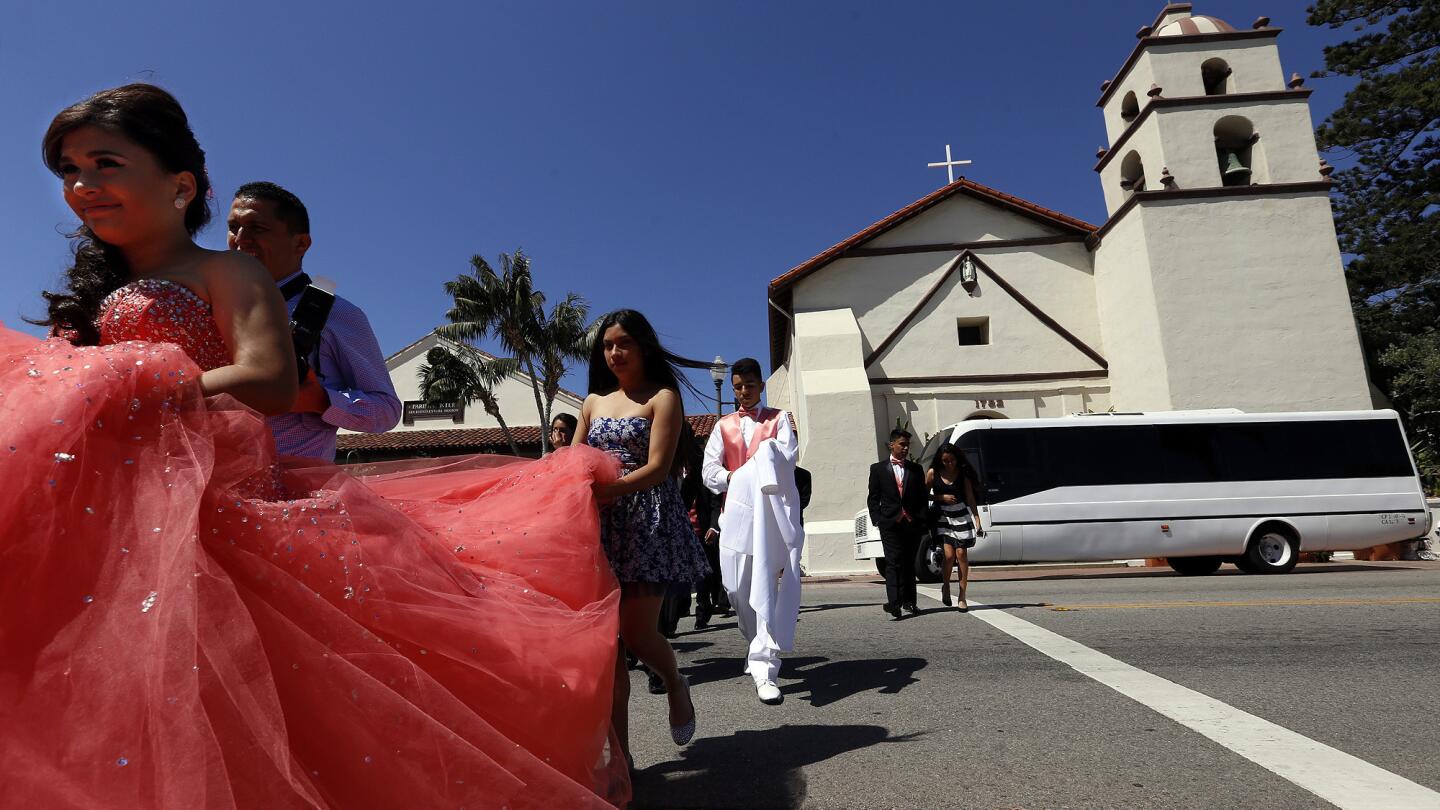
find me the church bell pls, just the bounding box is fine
[1220,149,1251,181]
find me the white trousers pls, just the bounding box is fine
[719,547,782,684]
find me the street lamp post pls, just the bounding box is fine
[709,355,727,417]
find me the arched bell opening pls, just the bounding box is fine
[1201,58,1233,95]
[1120,90,1140,123]
[1214,116,1263,186]
[1120,150,1147,197]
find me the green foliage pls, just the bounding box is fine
[417,345,522,455]
[1377,330,1440,492]
[1309,0,1439,468]
[435,250,591,452]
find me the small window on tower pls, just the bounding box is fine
[957,317,990,346]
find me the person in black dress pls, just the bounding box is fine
[926,443,983,611]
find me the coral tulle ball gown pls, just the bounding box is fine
[0,279,629,808]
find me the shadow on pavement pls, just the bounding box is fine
[781,654,925,707]
[632,724,915,810]
[796,601,871,615]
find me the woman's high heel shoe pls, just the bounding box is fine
[669,676,696,746]
[941,584,953,607]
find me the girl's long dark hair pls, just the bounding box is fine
[929,442,977,485]
[586,309,713,397]
[29,83,212,344]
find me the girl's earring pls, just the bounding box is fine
[174,197,187,209]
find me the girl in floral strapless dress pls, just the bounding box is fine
[576,309,712,768]
[0,83,628,809]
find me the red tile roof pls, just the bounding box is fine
[337,413,719,455]
[766,177,1097,367]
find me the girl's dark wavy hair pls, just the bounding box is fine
[929,441,978,485]
[30,83,211,344]
[586,309,713,399]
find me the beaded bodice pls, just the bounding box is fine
[98,278,232,371]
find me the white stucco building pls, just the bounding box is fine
[336,331,584,462]
[766,4,1374,575]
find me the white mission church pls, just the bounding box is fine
[766,3,1375,575]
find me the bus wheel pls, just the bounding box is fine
[874,557,888,578]
[1168,556,1222,576]
[1239,526,1299,574]
[915,536,943,584]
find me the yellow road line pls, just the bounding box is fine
[1049,597,1440,611]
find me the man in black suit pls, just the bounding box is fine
[867,429,928,619]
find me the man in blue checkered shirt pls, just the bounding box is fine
[227,182,401,460]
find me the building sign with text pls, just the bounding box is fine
[402,400,465,426]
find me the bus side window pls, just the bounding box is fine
[978,429,1049,501]
[1157,424,1223,483]
[956,434,988,503]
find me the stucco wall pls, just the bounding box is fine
[1101,37,1285,144]
[1155,99,1323,188]
[1100,116,1172,215]
[789,309,876,575]
[1147,39,1285,98]
[864,244,1103,379]
[865,193,1063,247]
[1135,194,1371,412]
[1093,211,1175,411]
[1102,51,1159,143]
[793,197,1101,381]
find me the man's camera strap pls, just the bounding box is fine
[279,272,315,301]
[283,273,336,377]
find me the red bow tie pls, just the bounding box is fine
[891,459,905,466]
[737,407,760,418]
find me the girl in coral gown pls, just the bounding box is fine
[0,83,628,809]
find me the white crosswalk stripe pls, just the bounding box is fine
[916,585,1440,810]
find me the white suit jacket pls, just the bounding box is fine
[718,439,805,650]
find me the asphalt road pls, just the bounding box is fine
[623,561,1440,810]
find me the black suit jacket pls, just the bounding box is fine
[867,458,928,533]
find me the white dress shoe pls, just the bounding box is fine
[755,679,783,705]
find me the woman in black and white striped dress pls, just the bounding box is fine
[926,443,982,611]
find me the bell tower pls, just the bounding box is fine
[1089,3,1372,412]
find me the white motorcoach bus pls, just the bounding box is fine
[854,410,1432,578]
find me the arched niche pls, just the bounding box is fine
[1201,58,1233,95]
[1214,115,1264,186]
[964,411,1006,420]
[1120,150,1147,196]
[1120,90,1140,122]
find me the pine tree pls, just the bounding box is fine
[1309,0,1439,478]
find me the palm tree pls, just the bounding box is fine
[416,344,522,456]
[532,292,592,449]
[436,250,590,452]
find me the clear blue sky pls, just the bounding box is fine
[0,1,1353,415]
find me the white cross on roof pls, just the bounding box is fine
[927,144,973,184]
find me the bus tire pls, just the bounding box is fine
[1239,525,1299,574]
[915,536,943,584]
[1168,556,1222,576]
[875,557,888,578]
